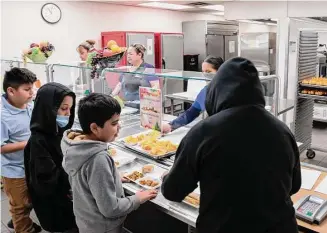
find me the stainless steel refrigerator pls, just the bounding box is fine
[155,33,184,112]
[182,20,239,69]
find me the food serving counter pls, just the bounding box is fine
[109,120,327,233]
[3,59,323,232]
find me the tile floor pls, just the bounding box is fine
[1,124,327,233]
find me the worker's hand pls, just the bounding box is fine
[136,190,158,204]
[162,123,172,134]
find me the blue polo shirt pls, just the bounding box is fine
[1,95,33,178]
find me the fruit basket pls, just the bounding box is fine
[22,41,55,63]
[90,40,127,79]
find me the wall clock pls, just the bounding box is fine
[41,3,62,24]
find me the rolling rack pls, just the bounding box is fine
[295,30,327,159]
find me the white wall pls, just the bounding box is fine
[224,1,327,19]
[1,1,223,63]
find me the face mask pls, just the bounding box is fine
[56,115,70,128]
[202,72,215,79]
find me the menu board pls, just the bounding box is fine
[139,87,162,132]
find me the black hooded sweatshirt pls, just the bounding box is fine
[24,82,77,232]
[162,57,301,233]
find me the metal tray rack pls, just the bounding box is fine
[294,30,327,159]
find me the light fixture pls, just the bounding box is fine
[213,12,224,16]
[139,2,194,10]
[200,4,224,11]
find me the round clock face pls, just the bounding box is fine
[41,3,61,24]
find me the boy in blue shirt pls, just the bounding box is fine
[1,68,41,233]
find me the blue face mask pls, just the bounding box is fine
[56,115,70,128]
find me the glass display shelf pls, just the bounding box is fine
[1,59,295,118]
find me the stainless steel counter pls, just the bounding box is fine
[113,118,305,230]
[111,125,199,228]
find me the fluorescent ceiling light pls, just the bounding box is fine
[139,2,194,10]
[213,12,224,16]
[200,4,224,11]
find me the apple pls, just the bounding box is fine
[103,49,114,57]
[107,40,117,49]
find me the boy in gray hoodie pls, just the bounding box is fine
[61,93,158,233]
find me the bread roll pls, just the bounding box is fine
[142,164,154,174]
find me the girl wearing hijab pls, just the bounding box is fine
[24,82,77,233]
[162,56,224,133]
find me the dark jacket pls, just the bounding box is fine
[161,57,301,233]
[24,82,77,232]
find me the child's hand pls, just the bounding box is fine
[136,190,158,204]
[121,177,130,183]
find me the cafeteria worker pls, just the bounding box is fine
[162,56,224,133]
[111,44,159,101]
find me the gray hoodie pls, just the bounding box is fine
[61,130,140,233]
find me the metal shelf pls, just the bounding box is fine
[300,83,327,90]
[313,118,327,123]
[299,94,327,101]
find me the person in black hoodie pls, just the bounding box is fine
[161,57,301,233]
[24,82,77,232]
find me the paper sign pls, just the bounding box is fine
[229,41,235,53]
[315,176,327,195]
[301,169,321,190]
[139,87,162,132]
[147,39,153,55]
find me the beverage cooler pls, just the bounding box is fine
[154,33,184,111]
[101,31,155,92]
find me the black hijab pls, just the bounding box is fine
[30,82,76,136]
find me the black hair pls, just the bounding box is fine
[3,68,37,93]
[78,93,121,134]
[204,56,224,71]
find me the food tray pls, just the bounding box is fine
[182,187,200,209]
[162,126,189,144]
[183,199,199,209]
[300,83,327,90]
[123,163,166,190]
[123,143,175,160]
[107,145,136,168]
[136,176,161,189]
[121,131,177,160]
